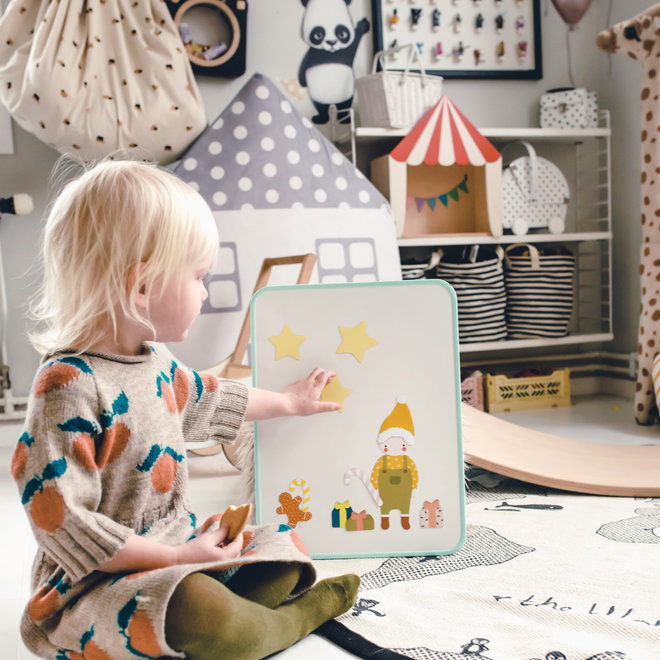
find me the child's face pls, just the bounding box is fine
[147,254,212,344]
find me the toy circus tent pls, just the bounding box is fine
[172,73,401,370]
[370,95,502,238]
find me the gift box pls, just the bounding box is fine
[345,510,375,531]
[331,501,353,528]
[419,499,444,528]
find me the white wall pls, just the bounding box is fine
[0,0,647,395]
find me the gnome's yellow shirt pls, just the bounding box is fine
[370,455,419,491]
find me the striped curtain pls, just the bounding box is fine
[504,244,575,339]
[436,246,507,343]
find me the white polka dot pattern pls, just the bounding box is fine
[174,74,388,211]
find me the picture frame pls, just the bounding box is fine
[371,0,542,80]
[251,280,466,559]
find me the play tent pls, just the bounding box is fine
[172,73,402,370]
[370,95,503,238]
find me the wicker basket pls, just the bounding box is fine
[355,44,443,129]
[485,368,571,412]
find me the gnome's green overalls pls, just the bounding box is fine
[370,396,418,530]
[379,455,413,530]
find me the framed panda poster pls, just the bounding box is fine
[251,280,466,559]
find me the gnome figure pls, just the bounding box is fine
[369,397,419,530]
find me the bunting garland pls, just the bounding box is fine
[408,174,469,212]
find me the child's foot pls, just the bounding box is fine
[281,573,360,631]
[312,574,360,619]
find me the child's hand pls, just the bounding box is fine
[176,525,244,565]
[284,367,341,416]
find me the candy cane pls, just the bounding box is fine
[289,479,311,512]
[343,468,383,507]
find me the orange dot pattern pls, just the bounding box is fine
[118,592,163,658]
[16,347,283,657]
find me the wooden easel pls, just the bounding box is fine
[189,254,316,458]
[215,253,316,379]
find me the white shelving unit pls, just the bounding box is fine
[340,111,614,355]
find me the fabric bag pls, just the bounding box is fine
[400,250,441,280]
[0,0,207,164]
[539,87,598,129]
[435,245,507,344]
[504,244,575,339]
[355,44,443,129]
[501,140,570,235]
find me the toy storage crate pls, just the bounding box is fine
[485,368,571,412]
[461,372,484,411]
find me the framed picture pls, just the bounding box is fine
[371,0,542,80]
[251,281,466,559]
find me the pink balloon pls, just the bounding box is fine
[551,0,593,27]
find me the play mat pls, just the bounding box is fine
[315,464,660,659]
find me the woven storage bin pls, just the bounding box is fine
[355,44,443,129]
[504,244,575,339]
[436,246,507,343]
[486,368,571,412]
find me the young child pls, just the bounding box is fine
[12,159,359,659]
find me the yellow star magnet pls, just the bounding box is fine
[268,324,306,360]
[321,375,353,412]
[336,321,378,363]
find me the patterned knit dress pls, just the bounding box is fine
[11,344,315,659]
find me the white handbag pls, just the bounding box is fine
[355,44,443,129]
[501,141,570,235]
[0,0,207,164]
[539,87,598,129]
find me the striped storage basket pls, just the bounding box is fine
[436,246,507,343]
[504,244,575,339]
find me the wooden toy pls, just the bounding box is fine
[462,403,660,497]
[370,95,503,238]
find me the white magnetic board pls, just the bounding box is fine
[251,280,465,558]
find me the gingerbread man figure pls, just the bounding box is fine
[276,492,312,528]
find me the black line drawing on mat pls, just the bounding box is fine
[597,500,660,544]
[358,525,534,590]
[484,501,563,512]
[391,637,494,659]
[350,598,386,618]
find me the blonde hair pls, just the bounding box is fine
[30,159,219,355]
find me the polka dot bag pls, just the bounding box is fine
[539,87,598,130]
[0,0,207,163]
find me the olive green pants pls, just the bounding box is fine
[164,563,359,660]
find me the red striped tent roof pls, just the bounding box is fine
[390,95,501,166]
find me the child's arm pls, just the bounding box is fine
[244,367,341,421]
[98,525,243,573]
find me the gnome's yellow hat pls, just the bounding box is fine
[377,396,415,446]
